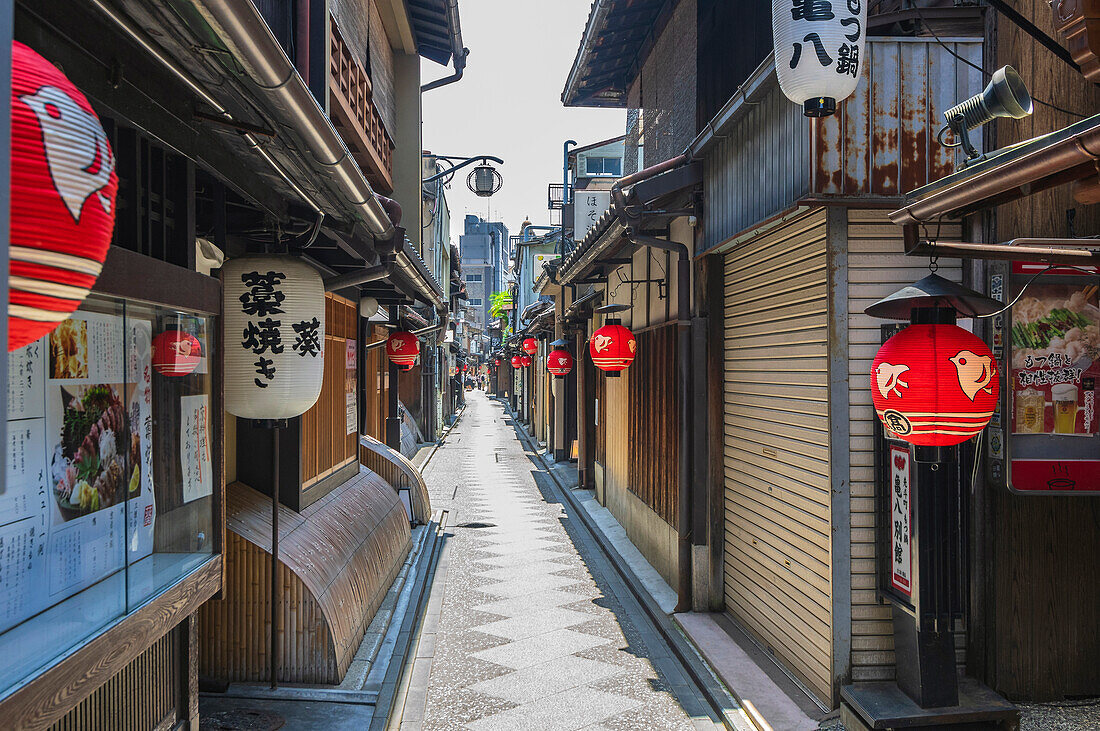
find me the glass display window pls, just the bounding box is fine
[0,295,215,695]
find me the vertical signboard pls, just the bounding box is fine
[889,444,912,598]
[346,340,357,435]
[573,190,610,242]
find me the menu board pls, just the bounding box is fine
[1010,282,1099,436]
[1,311,156,633]
[1005,267,1100,492]
[346,340,357,435]
[180,395,212,503]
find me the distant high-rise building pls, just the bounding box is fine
[458,215,510,351]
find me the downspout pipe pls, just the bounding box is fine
[421,0,468,92]
[564,140,577,206]
[192,0,398,239]
[629,230,693,613]
[603,150,695,610]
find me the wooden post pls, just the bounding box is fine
[270,425,280,690]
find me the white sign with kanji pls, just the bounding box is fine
[574,190,610,242]
[889,444,912,597]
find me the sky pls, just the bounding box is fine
[421,0,625,245]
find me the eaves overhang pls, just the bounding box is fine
[562,0,671,108]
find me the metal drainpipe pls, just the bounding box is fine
[386,306,402,450]
[421,0,468,92]
[563,140,577,206]
[629,230,693,612]
[605,153,696,608]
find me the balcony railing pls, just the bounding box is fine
[329,20,394,194]
[547,182,564,210]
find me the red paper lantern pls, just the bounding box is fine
[522,337,538,355]
[386,331,419,371]
[494,358,501,366]
[152,330,201,377]
[871,324,999,446]
[589,323,636,373]
[511,355,523,368]
[520,355,532,367]
[547,349,573,377]
[9,41,119,352]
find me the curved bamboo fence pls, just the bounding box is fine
[359,434,431,524]
[199,471,411,684]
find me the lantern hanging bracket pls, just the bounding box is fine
[906,239,1100,267]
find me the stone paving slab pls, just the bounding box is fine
[416,393,710,731]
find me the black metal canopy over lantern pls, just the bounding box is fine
[864,273,1002,320]
[468,164,503,197]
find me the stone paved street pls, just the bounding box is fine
[415,391,717,731]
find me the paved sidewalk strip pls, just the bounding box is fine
[415,392,712,731]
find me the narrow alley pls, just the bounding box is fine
[402,392,729,731]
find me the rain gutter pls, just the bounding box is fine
[421,0,468,92]
[889,114,1100,225]
[191,0,398,239]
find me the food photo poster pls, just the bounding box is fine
[1,310,156,633]
[1011,282,1099,436]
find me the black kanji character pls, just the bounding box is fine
[791,33,833,70]
[242,318,284,354]
[894,544,903,564]
[847,0,860,12]
[791,0,834,21]
[254,357,275,388]
[836,43,859,76]
[239,271,287,317]
[841,16,860,42]
[292,317,322,357]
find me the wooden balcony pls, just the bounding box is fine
[329,20,394,194]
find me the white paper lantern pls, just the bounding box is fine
[773,0,867,116]
[223,255,326,420]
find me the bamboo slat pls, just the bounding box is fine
[358,434,431,524]
[199,473,411,683]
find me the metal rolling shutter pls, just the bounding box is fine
[722,208,832,703]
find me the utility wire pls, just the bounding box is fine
[912,4,1090,119]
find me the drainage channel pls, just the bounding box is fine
[509,418,756,731]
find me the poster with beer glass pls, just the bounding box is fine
[1007,264,1100,492]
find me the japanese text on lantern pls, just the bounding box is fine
[788,0,862,77]
[889,445,911,597]
[239,270,321,389]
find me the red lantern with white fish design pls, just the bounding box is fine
[871,324,999,446]
[589,323,636,374]
[152,330,202,377]
[9,41,119,351]
[547,349,573,377]
[386,331,419,371]
[522,337,538,355]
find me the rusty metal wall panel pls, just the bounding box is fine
[703,79,811,251]
[814,38,983,197]
[703,39,982,253]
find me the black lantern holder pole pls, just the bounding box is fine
[252,417,288,690]
[862,275,1002,711]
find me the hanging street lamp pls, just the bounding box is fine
[9,41,119,351]
[590,304,636,377]
[422,154,505,198]
[772,0,867,117]
[386,330,420,372]
[547,349,574,378]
